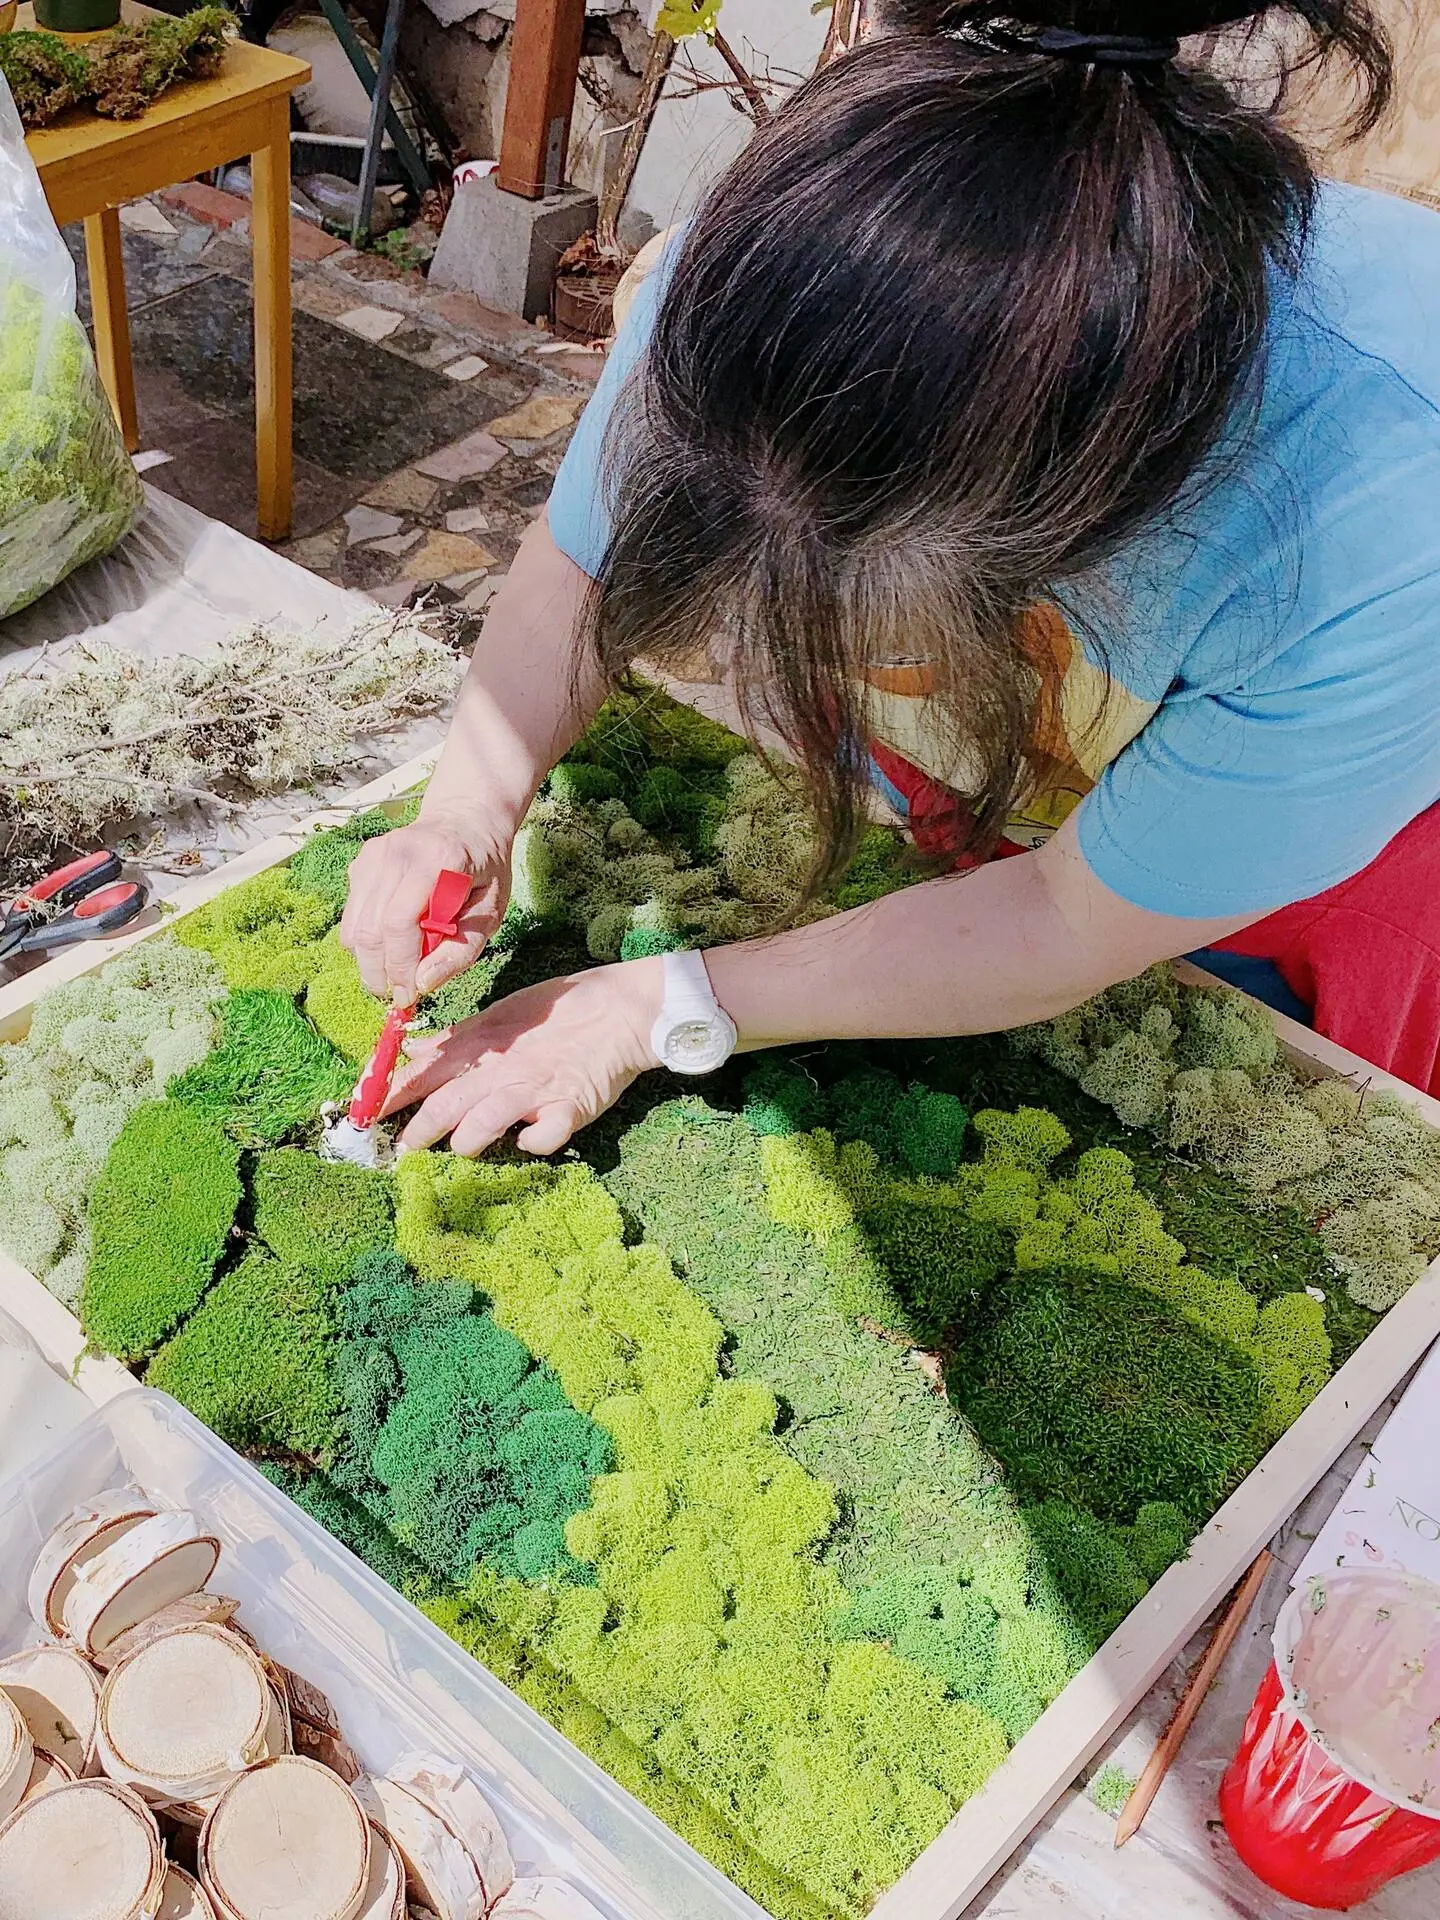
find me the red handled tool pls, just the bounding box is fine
[0,852,148,964]
[322,870,473,1165]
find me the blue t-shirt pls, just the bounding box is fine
[548,183,1440,921]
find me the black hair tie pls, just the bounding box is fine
[955,20,1182,69]
[1035,26,1180,65]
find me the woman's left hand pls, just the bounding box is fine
[381,959,664,1158]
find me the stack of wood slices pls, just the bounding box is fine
[0,1489,609,1920]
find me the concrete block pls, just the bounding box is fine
[429,174,597,323]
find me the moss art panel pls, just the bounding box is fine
[0,682,1426,1919]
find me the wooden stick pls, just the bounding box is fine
[1113,1548,1274,1848]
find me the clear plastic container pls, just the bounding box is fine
[0,1379,768,1920]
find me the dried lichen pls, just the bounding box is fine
[0,616,457,884]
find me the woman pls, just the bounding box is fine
[342,0,1440,1160]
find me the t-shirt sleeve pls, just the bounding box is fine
[546,263,667,580]
[1078,561,1440,919]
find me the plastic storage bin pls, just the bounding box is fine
[0,1379,768,1920]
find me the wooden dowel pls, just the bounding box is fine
[1114,1548,1274,1849]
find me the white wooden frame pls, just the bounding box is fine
[4,766,1440,1920]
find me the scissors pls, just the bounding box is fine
[0,851,148,964]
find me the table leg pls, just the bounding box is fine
[251,96,294,542]
[83,209,139,454]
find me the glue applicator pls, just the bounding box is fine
[321,868,474,1168]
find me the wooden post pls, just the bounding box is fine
[497,0,587,201]
[250,94,294,543]
[84,208,139,454]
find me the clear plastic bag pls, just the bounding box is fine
[0,73,141,621]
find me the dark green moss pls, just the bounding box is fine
[953,1268,1265,1524]
[251,1148,394,1285]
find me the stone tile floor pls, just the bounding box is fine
[64,191,604,628]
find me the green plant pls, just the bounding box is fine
[0,31,87,124]
[370,230,432,274]
[953,1269,1265,1525]
[0,280,141,621]
[148,1245,342,1457]
[168,989,353,1145]
[81,1101,241,1362]
[83,7,234,119]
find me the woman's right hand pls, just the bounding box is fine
[339,809,515,1006]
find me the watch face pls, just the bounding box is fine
[663,1018,732,1075]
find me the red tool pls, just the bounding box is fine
[0,851,148,964]
[322,870,473,1165]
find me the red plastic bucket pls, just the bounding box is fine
[1220,1572,1440,1909]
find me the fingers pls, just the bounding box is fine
[340,855,436,1003]
[413,881,505,996]
[516,1103,580,1156]
[398,1076,545,1159]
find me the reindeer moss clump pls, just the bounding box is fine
[81,1101,241,1362]
[168,989,353,1145]
[1017,966,1440,1311]
[326,1250,611,1586]
[0,938,223,1305]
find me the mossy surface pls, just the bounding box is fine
[6,682,1415,1920]
[81,1100,241,1361]
[168,988,353,1145]
[148,1245,341,1457]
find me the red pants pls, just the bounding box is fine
[869,741,1440,1099]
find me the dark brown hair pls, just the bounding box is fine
[585,3,1393,888]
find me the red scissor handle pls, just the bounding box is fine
[345,871,475,1130]
[11,849,122,912]
[14,881,147,954]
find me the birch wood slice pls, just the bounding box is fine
[97,1625,273,1805]
[488,1881,609,1920]
[199,1756,371,1920]
[354,1825,406,1920]
[63,1514,221,1659]
[0,1688,34,1825]
[0,1777,166,1919]
[28,1491,158,1637]
[21,1746,77,1803]
[0,1643,101,1773]
[389,1752,515,1905]
[158,1864,219,1920]
[93,1594,242,1673]
[352,1775,486,1920]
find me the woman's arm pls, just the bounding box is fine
[341,512,606,1003]
[384,812,1262,1156]
[706,811,1256,1044]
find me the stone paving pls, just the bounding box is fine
[66,186,604,640]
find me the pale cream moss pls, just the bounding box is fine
[1018,967,1440,1311]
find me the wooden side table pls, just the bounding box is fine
[20,3,310,539]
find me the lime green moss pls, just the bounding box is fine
[397,1151,1011,1919]
[168,989,353,1145]
[148,1246,341,1458]
[175,868,337,994]
[1090,1763,1138,1818]
[325,1251,611,1585]
[954,1269,1265,1525]
[81,1101,241,1362]
[302,932,386,1065]
[608,1105,1101,1695]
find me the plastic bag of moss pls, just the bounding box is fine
[0,73,142,619]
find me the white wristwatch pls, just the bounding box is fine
[649,949,738,1075]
